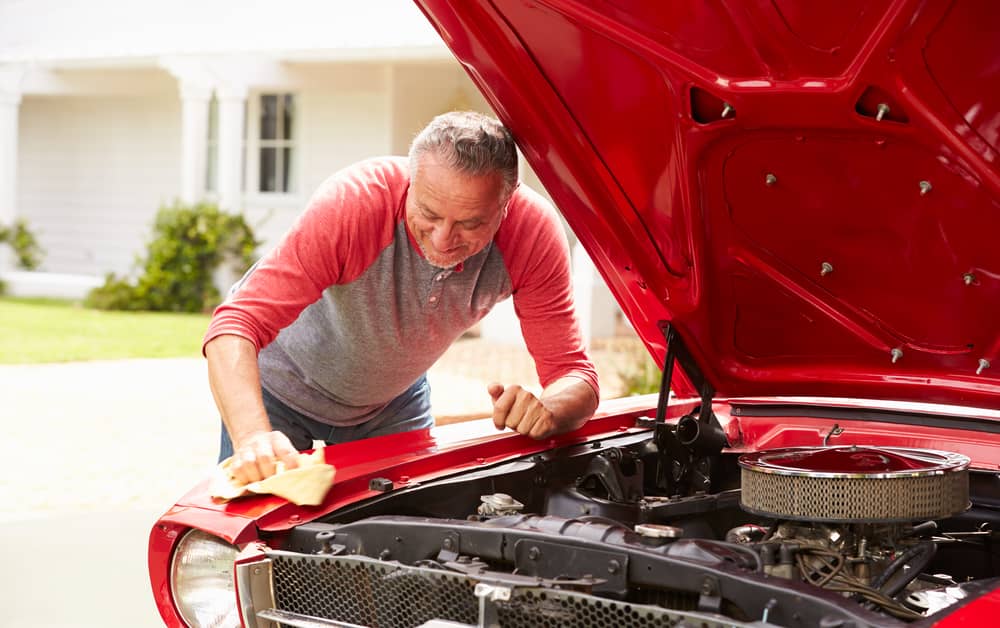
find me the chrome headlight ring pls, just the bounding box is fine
[169,528,240,627]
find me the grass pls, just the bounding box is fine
[0,297,211,364]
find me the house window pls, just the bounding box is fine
[257,93,296,193]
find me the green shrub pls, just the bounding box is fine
[86,201,259,313]
[617,344,662,396]
[0,218,44,270]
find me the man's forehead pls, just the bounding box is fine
[411,157,506,213]
[412,189,504,221]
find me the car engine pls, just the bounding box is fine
[738,445,972,620]
[246,417,1000,628]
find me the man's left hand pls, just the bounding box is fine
[488,383,560,438]
[488,376,598,439]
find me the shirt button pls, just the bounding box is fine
[429,296,438,303]
[435,275,444,281]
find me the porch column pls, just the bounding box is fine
[0,88,21,271]
[216,84,247,213]
[179,83,212,204]
[572,240,595,349]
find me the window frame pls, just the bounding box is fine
[245,91,300,198]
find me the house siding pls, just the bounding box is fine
[389,63,488,155]
[17,94,180,276]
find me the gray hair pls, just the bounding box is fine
[408,111,518,201]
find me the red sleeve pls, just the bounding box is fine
[202,157,407,354]
[495,185,600,397]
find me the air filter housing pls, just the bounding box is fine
[739,446,970,523]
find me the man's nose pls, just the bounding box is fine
[431,222,460,249]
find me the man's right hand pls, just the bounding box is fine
[229,430,301,484]
[207,335,301,484]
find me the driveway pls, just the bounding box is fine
[1,358,218,627]
[0,356,501,627]
[0,337,639,626]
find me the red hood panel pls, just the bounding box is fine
[166,402,664,534]
[414,0,1000,408]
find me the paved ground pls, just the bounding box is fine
[0,335,646,627]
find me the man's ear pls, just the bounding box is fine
[500,195,513,220]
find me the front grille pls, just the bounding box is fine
[271,553,478,626]
[264,552,731,628]
[495,589,706,628]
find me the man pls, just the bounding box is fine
[205,111,599,485]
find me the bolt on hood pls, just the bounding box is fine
[414,0,1000,410]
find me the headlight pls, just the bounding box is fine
[170,528,240,627]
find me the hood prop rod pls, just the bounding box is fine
[649,322,728,496]
[654,321,717,429]
[653,322,677,424]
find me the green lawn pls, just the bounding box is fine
[0,297,211,363]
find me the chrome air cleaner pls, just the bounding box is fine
[738,446,970,523]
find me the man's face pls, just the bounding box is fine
[406,152,508,269]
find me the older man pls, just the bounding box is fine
[205,111,599,483]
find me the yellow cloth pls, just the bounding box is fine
[210,441,336,506]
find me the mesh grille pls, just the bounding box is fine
[266,552,728,628]
[497,589,726,628]
[741,467,969,522]
[271,553,478,627]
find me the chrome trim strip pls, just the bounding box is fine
[256,609,369,628]
[236,557,277,628]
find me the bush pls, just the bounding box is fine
[86,201,259,313]
[617,344,662,396]
[0,218,44,270]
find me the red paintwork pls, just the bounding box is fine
[412,0,1000,410]
[165,398,666,534]
[933,587,1000,626]
[148,520,188,627]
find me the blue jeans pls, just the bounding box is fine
[218,375,434,461]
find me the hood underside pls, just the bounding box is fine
[414,0,1000,409]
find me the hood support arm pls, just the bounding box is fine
[655,322,717,427]
[649,322,728,496]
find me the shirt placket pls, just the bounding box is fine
[427,269,452,307]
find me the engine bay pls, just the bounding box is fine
[265,420,1000,627]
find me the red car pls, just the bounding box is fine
[149,1,1000,626]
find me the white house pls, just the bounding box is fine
[0,0,619,340]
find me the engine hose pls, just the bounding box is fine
[706,539,763,572]
[725,524,768,545]
[872,541,937,597]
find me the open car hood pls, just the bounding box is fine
[413,0,1000,410]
